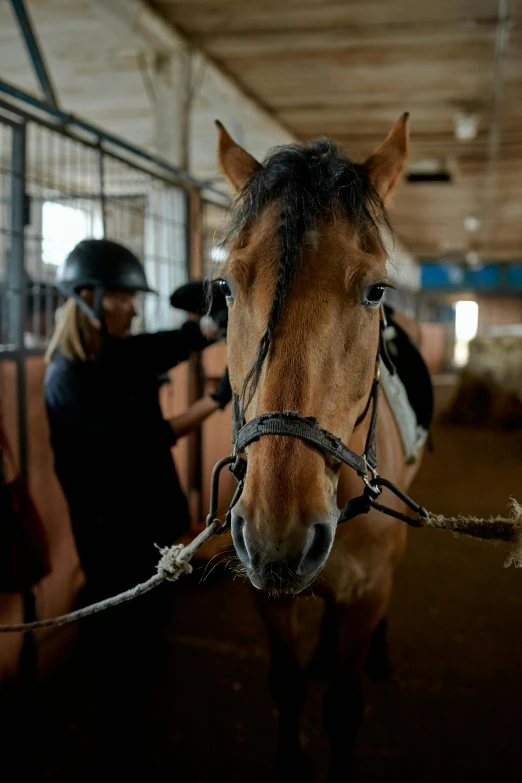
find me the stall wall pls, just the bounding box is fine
[477,296,522,331]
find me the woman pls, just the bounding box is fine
[44,238,231,772]
[45,238,231,597]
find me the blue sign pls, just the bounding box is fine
[506,265,522,288]
[420,263,522,291]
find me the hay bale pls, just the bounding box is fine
[445,334,522,429]
[444,371,494,426]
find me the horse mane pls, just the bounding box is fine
[220,138,391,409]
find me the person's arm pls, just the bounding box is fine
[168,395,220,439]
[114,320,214,376]
[168,367,233,439]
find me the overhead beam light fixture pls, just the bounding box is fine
[465,250,481,268]
[464,215,480,232]
[453,112,480,141]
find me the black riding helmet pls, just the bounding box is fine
[57,238,156,322]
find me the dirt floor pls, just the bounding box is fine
[4,384,522,782]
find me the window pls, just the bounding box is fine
[42,201,103,266]
[453,300,479,366]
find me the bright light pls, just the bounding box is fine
[42,201,103,265]
[465,250,481,268]
[453,300,479,366]
[455,301,479,341]
[453,112,480,141]
[210,246,228,262]
[464,216,480,233]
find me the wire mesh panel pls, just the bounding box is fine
[21,122,189,346]
[0,119,15,351]
[0,115,27,473]
[0,119,20,464]
[102,155,188,331]
[24,123,102,349]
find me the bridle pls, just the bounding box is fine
[206,306,428,533]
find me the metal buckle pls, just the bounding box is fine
[362,461,382,497]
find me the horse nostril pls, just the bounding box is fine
[231,511,249,565]
[299,523,332,575]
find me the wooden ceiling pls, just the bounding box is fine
[147,0,522,263]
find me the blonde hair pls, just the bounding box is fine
[45,298,95,363]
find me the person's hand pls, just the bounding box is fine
[198,315,218,340]
[170,280,228,341]
[199,303,228,340]
[210,367,233,409]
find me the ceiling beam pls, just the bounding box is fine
[88,0,296,141]
[478,0,512,260]
[195,19,500,55]
[10,0,59,108]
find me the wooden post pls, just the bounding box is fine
[187,186,205,529]
[152,48,189,168]
[149,41,204,529]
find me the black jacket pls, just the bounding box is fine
[44,321,210,592]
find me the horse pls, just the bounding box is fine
[212,114,428,781]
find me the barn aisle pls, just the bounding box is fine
[13,386,522,782]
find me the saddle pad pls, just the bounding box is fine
[380,304,434,463]
[380,358,429,464]
[383,304,434,431]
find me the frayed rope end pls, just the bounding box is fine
[504,499,522,569]
[426,497,522,569]
[155,543,194,581]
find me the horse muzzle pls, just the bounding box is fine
[230,507,335,593]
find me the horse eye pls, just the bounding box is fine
[217,279,232,299]
[363,285,386,307]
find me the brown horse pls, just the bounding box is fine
[213,115,426,781]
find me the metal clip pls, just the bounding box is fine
[218,479,245,534]
[362,459,382,497]
[205,455,235,527]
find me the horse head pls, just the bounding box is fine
[213,115,409,593]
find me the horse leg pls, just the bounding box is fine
[308,599,338,679]
[323,599,385,783]
[364,616,393,681]
[251,589,308,780]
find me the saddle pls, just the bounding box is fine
[380,304,434,463]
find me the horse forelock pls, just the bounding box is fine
[220,137,390,410]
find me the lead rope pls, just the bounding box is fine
[1,456,522,634]
[2,341,522,632]
[0,458,236,634]
[0,522,221,633]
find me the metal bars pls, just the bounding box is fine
[10,122,28,479]
[9,0,59,108]
[0,95,227,482]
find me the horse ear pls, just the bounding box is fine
[216,120,261,192]
[363,113,409,202]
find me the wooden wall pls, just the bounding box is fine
[0,354,213,684]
